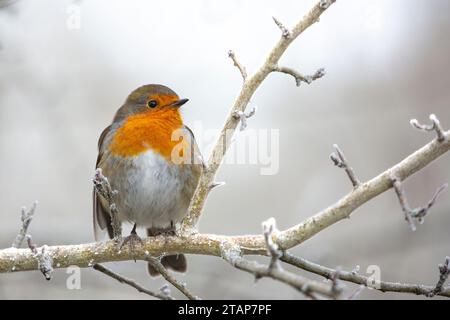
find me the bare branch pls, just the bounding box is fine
[147,257,200,300]
[262,217,281,272]
[228,50,247,82]
[93,264,172,300]
[182,0,337,232]
[272,16,291,38]
[1,125,450,278]
[222,246,338,299]
[209,181,226,191]
[330,267,343,294]
[281,252,450,298]
[26,235,53,281]
[12,202,37,248]
[233,106,257,131]
[1,0,450,301]
[411,114,446,142]
[330,144,361,187]
[93,168,122,240]
[274,66,326,86]
[428,256,450,297]
[391,174,448,231]
[26,235,36,253]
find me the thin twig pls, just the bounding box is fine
[0,0,449,302]
[93,168,122,240]
[1,128,450,276]
[281,252,450,298]
[330,144,361,187]
[262,217,281,272]
[330,267,343,295]
[209,181,226,191]
[93,263,172,300]
[411,114,446,142]
[391,174,448,231]
[228,50,247,82]
[222,246,339,299]
[274,66,326,86]
[182,0,336,232]
[12,202,37,248]
[428,256,450,297]
[26,235,53,281]
[233,106,257,131]
[147,257,201,300]
[272,17,291,38]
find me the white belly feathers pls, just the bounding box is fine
[103,149,195,229]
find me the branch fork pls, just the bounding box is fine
[411,114,446,142]
[330,144,361,187]
[233,106,257,131]
[219,226,332,299]
[182,0,336,231]
[272,17,291,38]
[228,50,247,82]
[273,65,326,87]
[12,201,37,248]
[428,256,450,297]
[27,235,53,280]
[262,217,282,272]
[390,174,448,231]
[3,0,450,301]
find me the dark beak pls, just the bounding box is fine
[170,98,189,108]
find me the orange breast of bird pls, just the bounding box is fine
[108,108,184,161]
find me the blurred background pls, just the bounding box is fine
[0,0,449,299]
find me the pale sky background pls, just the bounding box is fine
[0,0,449,299]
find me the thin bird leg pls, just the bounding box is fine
[120,223,143,254]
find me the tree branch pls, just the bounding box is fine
[12,202,37,248]
[146,257,201,300]
[330,144,360,187]
[411,114,446,142]
[221,245,338,299]
[272,17,291,39]
[26,235,53,281]
[273,66,326,86]
[233,106,257,131]
[281,252,450,298]
[1,0,449,300]
[228,50,247,82]
[1,123,449,277]
[93,263,173,300]
[428,256,450,297]
[181,0,336,233]
[391,174,448,231]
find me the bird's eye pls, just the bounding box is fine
[147,100,158,108]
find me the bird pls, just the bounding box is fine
[93,84,203,276]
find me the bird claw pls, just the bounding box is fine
[119,232,143,252]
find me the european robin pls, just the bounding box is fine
[93,84,203,276]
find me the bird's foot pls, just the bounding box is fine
[120,232,143,250]
[119,224,143,255]
[149,229,176,237]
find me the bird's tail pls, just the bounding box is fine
[146,228,187,277]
